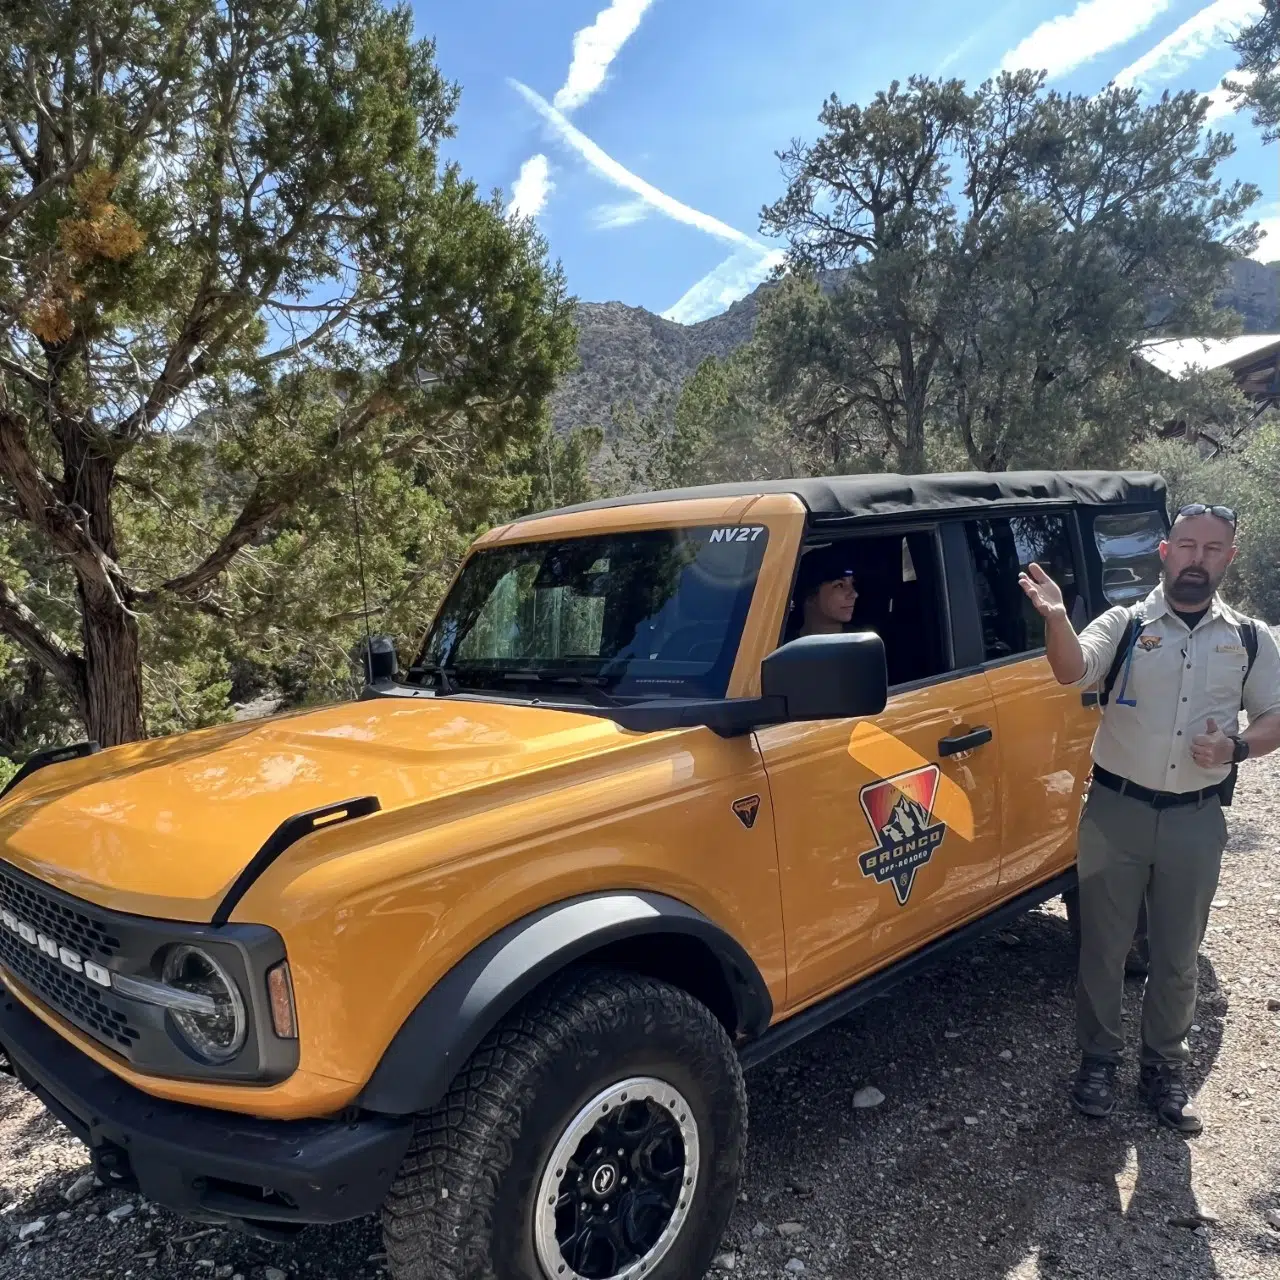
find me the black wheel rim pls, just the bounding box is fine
[534,1077,700,1280]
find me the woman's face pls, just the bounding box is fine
[814,574,857,624]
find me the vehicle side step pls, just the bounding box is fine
[738,868,1078,1069]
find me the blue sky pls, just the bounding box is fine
[412,0,1279,325]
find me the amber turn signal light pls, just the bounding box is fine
[266,961,297,1039]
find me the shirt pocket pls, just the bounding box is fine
[1206,647,1249,701]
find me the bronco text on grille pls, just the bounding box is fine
[0,861,140,1052]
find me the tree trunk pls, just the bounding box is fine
[80,598,145,747]
[62,440,146,747]
[901,395,928,474]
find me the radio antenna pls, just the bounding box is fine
[349,461,374,683]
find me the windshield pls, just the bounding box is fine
[413,524,770,701]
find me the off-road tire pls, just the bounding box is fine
[381,968,747,1280]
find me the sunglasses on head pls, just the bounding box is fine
[1176,502,1237,525]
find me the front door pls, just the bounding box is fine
[757,527,1005,1011]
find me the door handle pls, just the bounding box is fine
[938,726,993,757]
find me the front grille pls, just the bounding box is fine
[0,860,140,1055]
[0,864,121,958]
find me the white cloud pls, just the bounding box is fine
[590,199,651,230]
[662,246,787,325]
[511,80,765,252]
[1250,215,1280,261]
[509,154,554,221]
[1203,69,1256,121]
[1115,0,1261,90]
[999,0,1172,79]
[555,0,659,112]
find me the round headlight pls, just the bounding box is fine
[161,945,247,1063]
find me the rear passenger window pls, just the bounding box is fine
[965,514,1082,661]
[1091,510,1165,605]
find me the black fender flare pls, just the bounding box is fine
[356,891,772,1116]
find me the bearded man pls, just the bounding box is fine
[1019,503,1280,1135]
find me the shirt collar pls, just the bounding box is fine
[1141,582,1233,625]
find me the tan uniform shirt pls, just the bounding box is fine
[1073,584,1280,794]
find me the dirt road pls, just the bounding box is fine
[3,759,1280,1280]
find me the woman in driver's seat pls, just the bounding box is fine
[789,544,858,639]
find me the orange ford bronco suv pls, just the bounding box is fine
[0,469,1169,1280]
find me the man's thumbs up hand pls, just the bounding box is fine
[1191,717,1233,769]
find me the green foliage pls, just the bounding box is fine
[670,349,830,482]
[753,72,1259,475]
[0,0,578,744]
[1229,1,1280,144]
[520,420,603,515]
[1130,416,1280,622]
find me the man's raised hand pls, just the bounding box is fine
[1018,562,1066,619]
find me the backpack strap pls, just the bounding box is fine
[1241,619,1259,684]
[1099,607,1142,707]
[1222,617,1260,809]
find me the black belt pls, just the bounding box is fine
[1091,765,1222,810]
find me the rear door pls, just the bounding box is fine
[954,507,1099,891]
[757,522,1004,1011]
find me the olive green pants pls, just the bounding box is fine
[1076,784,1227,1066]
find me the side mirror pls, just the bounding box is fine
[761,631,888,721]
[364,634,398,685]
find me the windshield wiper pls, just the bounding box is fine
[496,669,624,707]
[549,673,625,707]
[407,662,456,694]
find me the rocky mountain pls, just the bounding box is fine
[549,259,1280,437]
[548,287,772,437]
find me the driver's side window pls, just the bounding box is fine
[787,529,952,688]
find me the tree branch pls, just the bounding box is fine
[0,352,48,397]
[0,406,130,609]
[0,142,94,237]
[0,572,87,712]
[143,481,293,602]
[1,120,38,181]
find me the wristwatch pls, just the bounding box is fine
[1230,734,1251,763]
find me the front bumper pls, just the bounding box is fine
[0,985,413,1237]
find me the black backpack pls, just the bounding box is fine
[1098,605,1260,805]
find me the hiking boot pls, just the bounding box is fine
[1071,1056,1118,1118]
[1140,1061,1202,1135]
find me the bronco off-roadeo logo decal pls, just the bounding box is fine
[857,765,948,907]
[732,795,761,829]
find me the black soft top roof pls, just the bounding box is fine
[517,469,1167,524]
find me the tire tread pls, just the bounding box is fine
[381,968,745,1280]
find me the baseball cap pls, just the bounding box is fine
[794,543,857,598]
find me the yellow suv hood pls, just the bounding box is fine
[0,698,629,921]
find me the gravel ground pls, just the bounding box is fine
[3,755,1280,1280]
